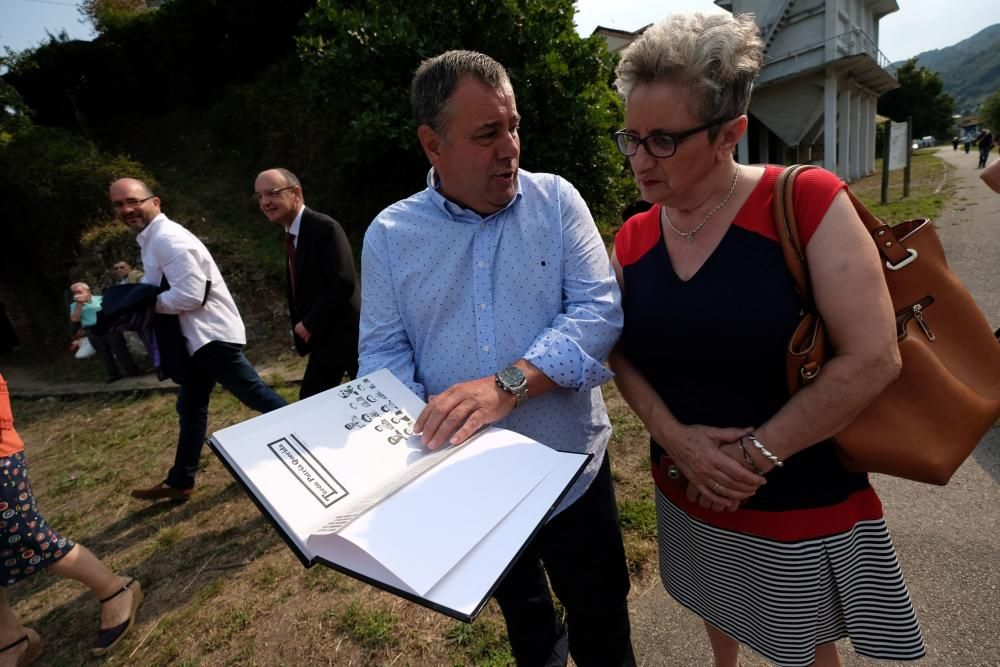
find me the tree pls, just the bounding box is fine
[878,58,955,139]
[79,0,156,34]
[297,0,633,226]
[981,90,1000,133]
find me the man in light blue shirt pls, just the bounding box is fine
[359,51,634,667]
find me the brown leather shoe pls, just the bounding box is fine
[130,482,192,502]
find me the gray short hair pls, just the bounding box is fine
[614,13,763,135]
[272,168,301,189]
[411,50,512,133]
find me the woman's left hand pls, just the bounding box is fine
[687,438,767,512]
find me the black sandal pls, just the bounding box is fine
[92,578,144,657]
[0,627,41,666]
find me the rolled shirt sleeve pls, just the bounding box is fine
[522,179,622,391]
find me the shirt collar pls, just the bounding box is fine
[136,213,167,246]
[286,205,305,236]
[425,167,522,222]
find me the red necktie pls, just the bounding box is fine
[285,232,297,295]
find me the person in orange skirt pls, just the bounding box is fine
[0,372,143,664]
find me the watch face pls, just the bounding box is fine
[498,366,525,387]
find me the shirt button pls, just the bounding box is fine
[478,261,486,268]
[479,303,486,310]
[482,345,490,352]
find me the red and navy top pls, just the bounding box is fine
[615,165,883,541]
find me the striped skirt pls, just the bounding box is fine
[656,489,925,666]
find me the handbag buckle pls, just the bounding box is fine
[886,248,918,271]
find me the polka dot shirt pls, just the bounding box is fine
[359,169,623,510]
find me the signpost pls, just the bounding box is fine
[881,119,912,204]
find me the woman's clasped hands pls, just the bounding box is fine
[664,424,767,512]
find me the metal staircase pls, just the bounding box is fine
[762,0,795,53]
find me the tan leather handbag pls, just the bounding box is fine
[774,165,1000,484]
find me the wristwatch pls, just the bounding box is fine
[495,366,528,407]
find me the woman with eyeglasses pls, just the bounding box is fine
[608,13,924,667]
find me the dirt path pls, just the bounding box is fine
[930,147,999,328]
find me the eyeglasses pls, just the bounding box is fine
[613,118,731,159]
[111,195,155,210]
[251,186,296,203]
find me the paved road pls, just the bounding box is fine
[629,149,1000,667]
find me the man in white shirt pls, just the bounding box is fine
[110,178,288,501]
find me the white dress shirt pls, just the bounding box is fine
[137,213,246,354]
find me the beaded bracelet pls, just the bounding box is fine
[737,437,766,475]
[746,432,784,468]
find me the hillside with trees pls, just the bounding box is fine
[899,23,1000,115]
[0,0,634,345]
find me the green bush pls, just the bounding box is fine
[0,125,150,336]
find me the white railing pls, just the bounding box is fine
[764,27,895,77]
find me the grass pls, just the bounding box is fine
[4,379,659,665]
[849,149,952,223]
[335,600,398,650]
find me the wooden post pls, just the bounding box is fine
[881,119,891,204]
[903,117,912,198]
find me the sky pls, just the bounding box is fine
[1,0,999,63]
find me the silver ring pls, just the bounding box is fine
[713,481,721,492]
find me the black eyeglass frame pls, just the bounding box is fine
[251,186,297,203]
[612,117,734,159]
[110,195,156,210]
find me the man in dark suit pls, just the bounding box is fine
[254,168,360,398]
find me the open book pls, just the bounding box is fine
[207,369,589,621]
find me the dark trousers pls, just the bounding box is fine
[493,451,635,667]
[979,145,992,168]
[165,341,288,489]
[299,351,358,400]
[85,328,138,379]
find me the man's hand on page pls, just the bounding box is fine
[414,376,515,450]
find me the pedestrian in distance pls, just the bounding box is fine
[977,129,994,169]
[112,260,143,285]
[68,282,140,383]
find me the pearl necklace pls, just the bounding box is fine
[661,165,741,243]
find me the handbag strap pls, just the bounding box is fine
[775,165,914,277]
[772,165,816,308]
[773,164,827,392]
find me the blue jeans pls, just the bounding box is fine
[165,341,287,489]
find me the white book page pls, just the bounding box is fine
[332,428,561,596]
[305,452,587,615]
[423,453,589,616]
[210,369,429,549]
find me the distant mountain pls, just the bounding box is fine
[896,23,1000,115]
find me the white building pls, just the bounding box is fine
[718,0,899,180]
[595,0,900,181]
